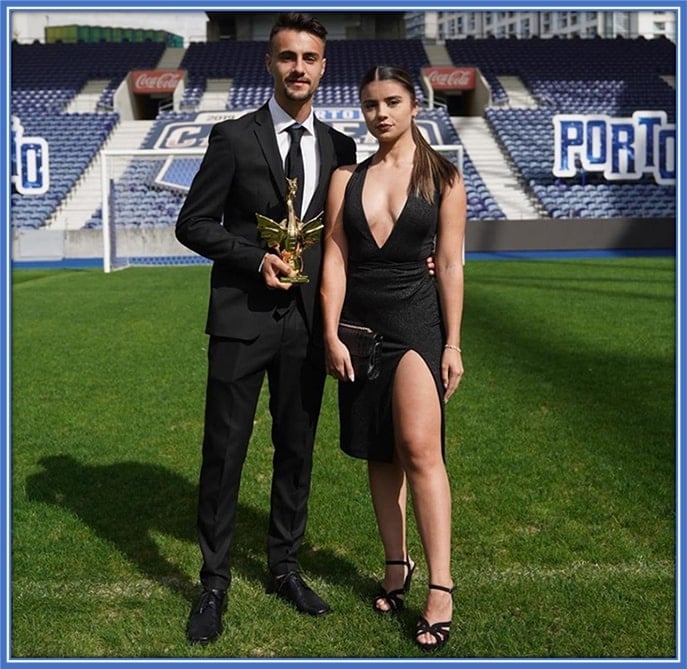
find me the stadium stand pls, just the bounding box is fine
[82,37,507,229]
[82,103,508,231]
[11,34,675,235]
[178,38,431,109]
[11,41,165,229]
[446,36,676,218]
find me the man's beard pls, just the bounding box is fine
[284,81,314,102]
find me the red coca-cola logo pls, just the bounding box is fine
[422,67,476,91]
[131,70,185,94]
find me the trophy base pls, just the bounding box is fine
[280,275,310,284]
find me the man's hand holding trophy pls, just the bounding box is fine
[256,177,324,284]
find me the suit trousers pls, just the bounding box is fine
[197,301,326,591]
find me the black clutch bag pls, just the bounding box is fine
[338,322,383,381]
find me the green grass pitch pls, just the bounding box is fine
[10,257,675,658]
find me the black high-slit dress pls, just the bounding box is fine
[338,157,445,463]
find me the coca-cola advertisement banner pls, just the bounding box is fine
[422,67,476,91]
[131,69,185,94]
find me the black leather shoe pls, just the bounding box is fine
[186,588,226,645]
[268,571,331,616]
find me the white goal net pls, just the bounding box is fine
[100,148,205,272]
[100,145,463,273]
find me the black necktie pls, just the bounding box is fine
[285,124,305,216]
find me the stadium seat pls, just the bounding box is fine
[11,35,675,229]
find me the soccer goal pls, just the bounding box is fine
[100,144,464,273]
[100,148,206,272]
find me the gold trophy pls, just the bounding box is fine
[256,177,324,284]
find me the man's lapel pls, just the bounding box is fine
[254,110,338,217]
[253,104,287,200]
[307,119,335,218]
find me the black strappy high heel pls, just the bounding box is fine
[415,583,455,651]
[372,557,416,614]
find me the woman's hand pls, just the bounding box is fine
[325,338,356,383]
[426,255,435,276]
[441,348,463,403]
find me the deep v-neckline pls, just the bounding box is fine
[359,160,410,251]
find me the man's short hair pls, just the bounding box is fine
[269,12,328,51]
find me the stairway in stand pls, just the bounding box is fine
[47,120,155,231]
[452,116,539,221]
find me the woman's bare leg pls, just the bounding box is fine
[392,351,453,645]
[368,459,411,610]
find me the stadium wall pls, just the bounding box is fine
[465,217,675,254]
[11,218,676,267]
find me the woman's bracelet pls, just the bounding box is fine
[444,344,462,353]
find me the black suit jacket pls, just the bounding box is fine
[176,104,357,340]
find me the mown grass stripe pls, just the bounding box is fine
[13,559,675,600]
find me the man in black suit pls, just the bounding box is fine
[176,12,357,645]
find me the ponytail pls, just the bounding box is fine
[410,120,460,204]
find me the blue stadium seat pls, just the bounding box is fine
[12,36,675,228]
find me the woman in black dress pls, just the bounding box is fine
[320,65,466,651]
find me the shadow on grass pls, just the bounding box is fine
[25,454,362,604]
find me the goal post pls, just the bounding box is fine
[100,148,206,273]
[100,145,464,273]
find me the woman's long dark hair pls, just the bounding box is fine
[359,65,461,203]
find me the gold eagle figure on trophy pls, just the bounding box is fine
[255,177,324,284]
